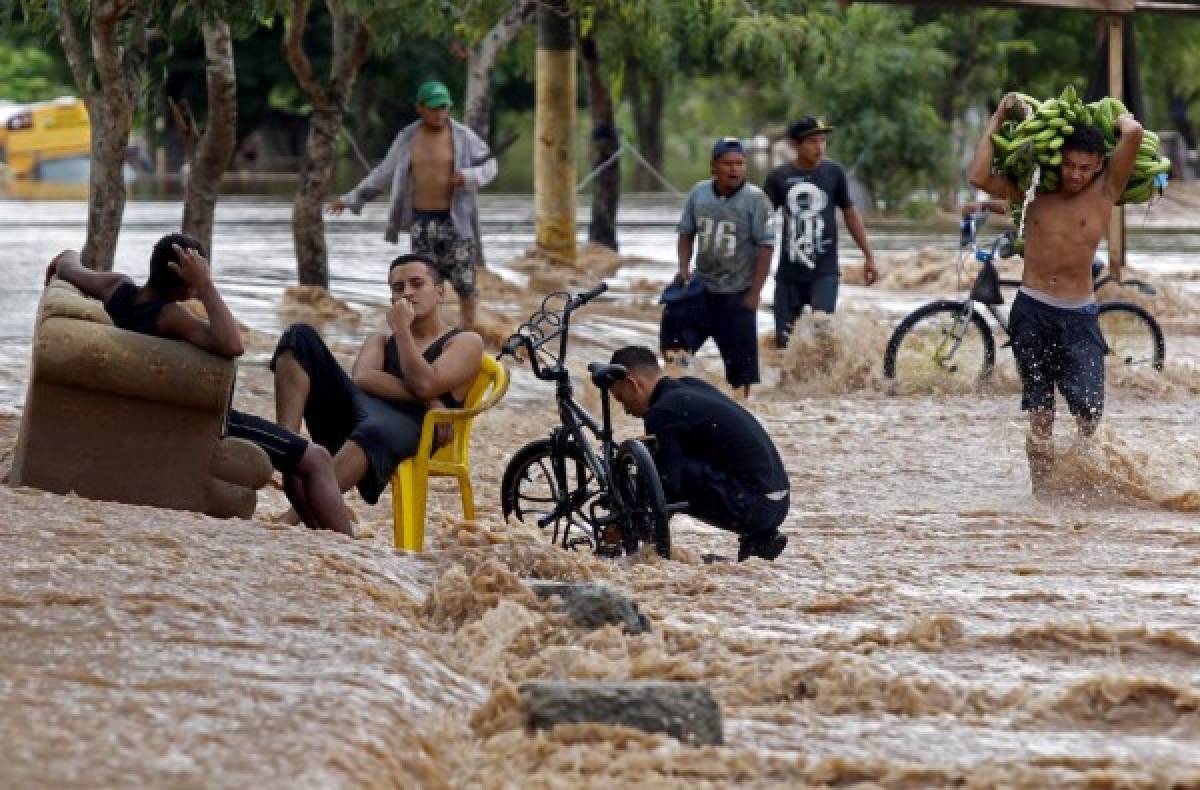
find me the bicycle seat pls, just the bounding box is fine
[587,362,628,390]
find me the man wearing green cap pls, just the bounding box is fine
[330,80,496,328]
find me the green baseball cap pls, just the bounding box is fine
[415,80,452,108]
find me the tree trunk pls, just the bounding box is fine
[293,108,343,286]
[182,18,238,258]
[579,31,618,251]
[464,0,535,136]
[628,64,665,193]
[56,0,146,271]
[283,0,370,288]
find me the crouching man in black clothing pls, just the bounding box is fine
[608,345,790,562]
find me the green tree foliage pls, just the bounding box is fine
[809,6,953,210]
[0,41,74,102]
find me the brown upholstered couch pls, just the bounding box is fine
[10,280,272,518]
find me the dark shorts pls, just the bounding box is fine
[1008,291,1108,419]
[659,287,760,389]
[226,409,309,474]
[270,323,424,504]
[773,274,839,347]
[410,210,477,298]
[671,456,789,538]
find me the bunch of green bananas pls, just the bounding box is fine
[989,84,1171,205]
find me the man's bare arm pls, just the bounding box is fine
[968,94,1022,203]
[156,245,244,358]
[677,234,695,282]
[744,245,772,311]
[843,206,877,285]
[351,333,422,401]
[390,329,483,402]
[1105,113,1144,198]
[46,250,129,302]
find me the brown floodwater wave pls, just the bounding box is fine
[6,367,1200,788]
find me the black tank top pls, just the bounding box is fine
[383,328,465,408]
[104,282,167,337]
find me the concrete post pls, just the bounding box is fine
[1107,13,1126,281]
[534,0,577,263]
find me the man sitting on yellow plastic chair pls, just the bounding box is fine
[271,254,483,529]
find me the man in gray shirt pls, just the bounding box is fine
[661,137,775,396]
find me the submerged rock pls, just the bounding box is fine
[529,581,652,634]
[519,681,724,745]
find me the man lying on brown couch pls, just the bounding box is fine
[46,233,352,536]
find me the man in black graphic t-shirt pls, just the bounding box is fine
[763,116,877,348]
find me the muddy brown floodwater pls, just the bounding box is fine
[2,192,1200,787]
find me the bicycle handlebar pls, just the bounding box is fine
[498,282,609,381]
[568,282,608,310]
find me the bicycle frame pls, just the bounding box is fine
[500,284,642,546]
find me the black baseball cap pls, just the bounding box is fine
[787,116,835,141]
[711,136,745,160]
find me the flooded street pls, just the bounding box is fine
[2,194,1200,786]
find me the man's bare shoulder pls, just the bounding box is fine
[448,330,483,348]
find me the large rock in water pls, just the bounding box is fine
[519,681,724,745]
[528,581,652,634]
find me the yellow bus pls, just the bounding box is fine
[0,96,91,182]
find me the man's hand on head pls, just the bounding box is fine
[1115,113,1141,133]
[168,244,213,291]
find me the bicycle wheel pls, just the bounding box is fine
[1098,302,1165,371]
[883,300,996,388]
[501,438,599,551]
[612,439,671,559]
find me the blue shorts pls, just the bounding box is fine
[1009,291,1108,418]
[660,286,759,389]
[773,274,839,347]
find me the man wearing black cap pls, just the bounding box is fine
[662,136,776,397]
[763,116,877,348]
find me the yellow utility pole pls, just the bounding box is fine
[534,0,577,264]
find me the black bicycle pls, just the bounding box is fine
[498,283,676,559]
[883,216,1165,387]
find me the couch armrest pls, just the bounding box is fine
[34,316,236,414]
[212,437,273,490]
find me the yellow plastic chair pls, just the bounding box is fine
[390,353,509,551]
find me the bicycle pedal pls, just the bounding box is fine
[565,534,595,552]
[596,542,623,558]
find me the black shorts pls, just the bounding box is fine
[672,456,789,538]
[659,287,759,389]
[226,409,309,474]
[773,274,839,347]
[1008,291,1108,418]
[270,323,424,504]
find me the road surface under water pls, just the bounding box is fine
[1,194,1200,787]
